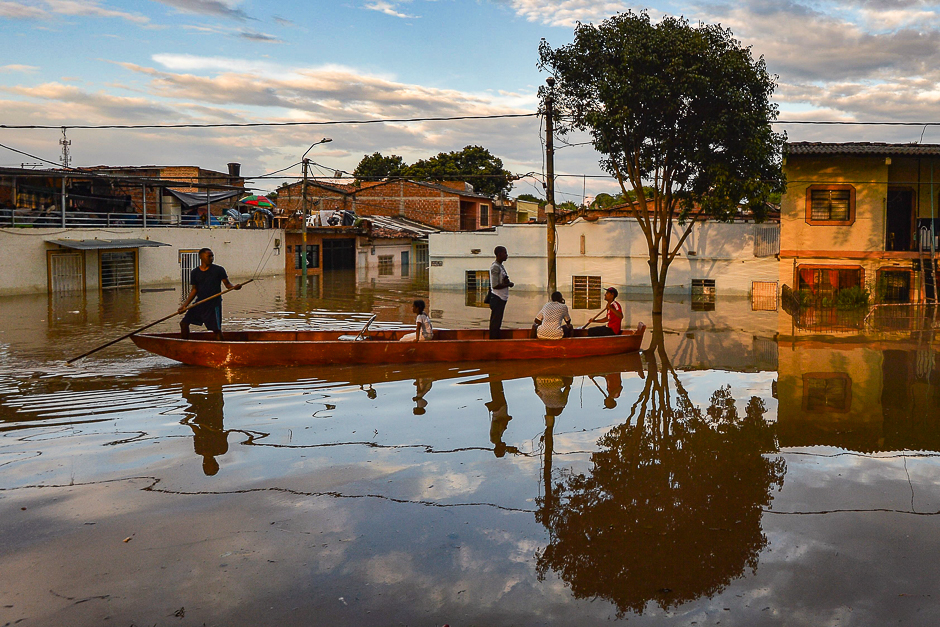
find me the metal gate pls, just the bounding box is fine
[179,250,199,294]
[48,251,84,292]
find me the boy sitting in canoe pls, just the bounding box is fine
[400,299,434,342]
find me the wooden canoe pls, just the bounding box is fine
[131,322,646,368]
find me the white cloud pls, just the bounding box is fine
[0,0,148,22]
[365,1,419,18]
[500,0,633,27]
[0,64,38,73]
[151,0,250,20]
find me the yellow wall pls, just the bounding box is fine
[781,155,888,254]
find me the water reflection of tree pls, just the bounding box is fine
[535,321,785,617]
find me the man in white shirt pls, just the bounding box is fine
[489,246,513,339]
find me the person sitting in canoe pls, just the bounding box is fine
[532,291,573,339]
[400,299,434,342]
[583,287,623,336]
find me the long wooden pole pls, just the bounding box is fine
[66,279,254,363]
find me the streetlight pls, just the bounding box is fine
[301,137,333,277]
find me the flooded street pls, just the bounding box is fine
[2,273,940,626]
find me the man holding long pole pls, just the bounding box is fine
[179,248,242,340]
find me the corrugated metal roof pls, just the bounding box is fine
[787,142,940,156]
[363,215,440,238]
[48,238,171,250]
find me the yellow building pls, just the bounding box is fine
[780,142,940,305]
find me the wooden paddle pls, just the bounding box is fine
[66,279,253,364]
[581,307,605,330]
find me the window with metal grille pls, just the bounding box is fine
[751,281,778,311]
[480,204,489,227]
[572,275,602,310]
[378,255,394,275]
[294,244,319,271]
[100,250,136,289]
[880,269,911,303]
[465,270,490,308]
[414,242,429,265]
[691,278,716,311]
[400,251,410,277]
[806,186,855,224]
[466,270,490,292]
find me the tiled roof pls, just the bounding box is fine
[787,142,940,156]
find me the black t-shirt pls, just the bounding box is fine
[190,264,228,311]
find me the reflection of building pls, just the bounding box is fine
[780,142,940,306]
[777,339,940,451]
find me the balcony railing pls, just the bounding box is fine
[0,208,246,228]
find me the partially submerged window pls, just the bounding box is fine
[691,278,716,311]
[294,244,319,271]
[465,270,490,307]
[751,281,778,311]
[378,255,394,276]
[179,249,198,294]
[879,269,911,303]
[100,250,136,289]
[572,275,602,309]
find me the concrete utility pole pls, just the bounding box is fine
[544,77,557,293]
[300,137,333,281]
[301,158,309,276]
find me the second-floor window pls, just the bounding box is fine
[480,204,489,227]
[805,185,855,225]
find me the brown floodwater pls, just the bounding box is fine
[1,272,939,626]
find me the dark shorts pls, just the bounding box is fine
[182,305,222,332]
[588,326,615,337]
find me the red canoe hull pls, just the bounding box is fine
[131,324,646,368]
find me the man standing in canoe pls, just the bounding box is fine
[488,245,514,339]
[178,248,241,340]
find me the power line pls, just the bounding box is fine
[0,112,538,131]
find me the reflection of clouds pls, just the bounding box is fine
[364,551,415,585]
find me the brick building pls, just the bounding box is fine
[276,179,498,231]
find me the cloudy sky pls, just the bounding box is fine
[0,0,938,200]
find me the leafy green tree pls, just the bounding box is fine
[539,12,786,314]
[516,193,546,206]
[403,145,513,198]
[353,152,406,180]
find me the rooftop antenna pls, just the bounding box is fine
[59,127,71,168]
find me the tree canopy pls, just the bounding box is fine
[353,152,406,180]
[539,12,786,313]
[353,145,513,198]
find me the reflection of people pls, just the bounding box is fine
[182,385,229,476]
[486,380,519,457]
[591,372,624,409]
[489,246,514,339]
[178,248,242,340]
[400,299,434,342]
[413,378,432,415]
[584,287,623,337]
[533,291,573,339]
[533,375,574,421]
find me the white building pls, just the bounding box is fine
[429,218,780,309]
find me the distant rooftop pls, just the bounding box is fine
[787,142,940,156]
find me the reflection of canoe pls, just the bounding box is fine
[131,323,646,368]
